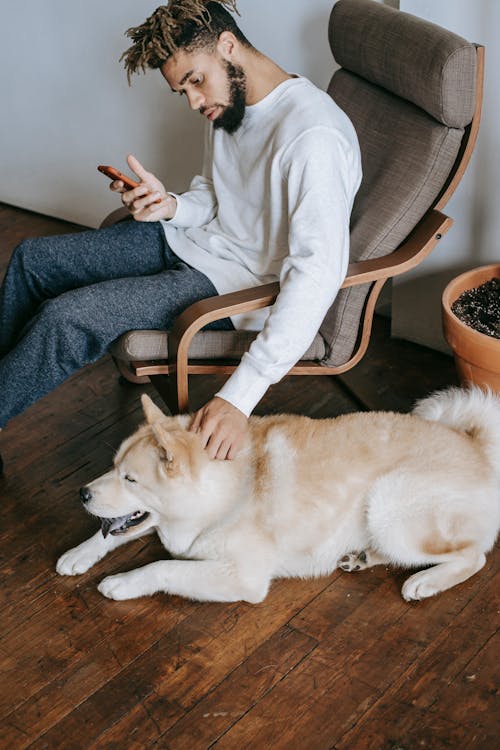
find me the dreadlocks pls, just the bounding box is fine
[121,0,250,84]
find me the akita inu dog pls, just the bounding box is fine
[57,387,500,603]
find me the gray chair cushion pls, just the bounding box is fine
[329,0,476,128]
[319,0,477,366]
[111,328,326,363]
[320,70,465,364]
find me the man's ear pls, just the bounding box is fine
[217,30,236,58]
[141,394,166,425]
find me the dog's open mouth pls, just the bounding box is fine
[100,511,150,538]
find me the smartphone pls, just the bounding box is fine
[98,165,140,189]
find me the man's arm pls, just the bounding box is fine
[195,128,361,456]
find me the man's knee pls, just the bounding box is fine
[12,237,45,273]
[37,296,103,368]
[38,295,83,331]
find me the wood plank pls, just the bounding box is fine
[0,641,125,750]
[0,521,203,724]
[91,626,318,750]
[25,576,333,749]
[333,559,499,750]
[210,555,498,750]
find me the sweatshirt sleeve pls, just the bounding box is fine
[215,127,361,416]
[166,125,218,229]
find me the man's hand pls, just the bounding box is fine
[190,397,248,461]
[110,154,177,222]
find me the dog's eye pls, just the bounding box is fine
[124,475,137,483]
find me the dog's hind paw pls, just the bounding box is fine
[338,550,368,572]
[402,571,440,601]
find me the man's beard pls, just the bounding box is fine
[213,61,247,134]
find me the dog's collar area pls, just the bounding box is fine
[100,511,150,538]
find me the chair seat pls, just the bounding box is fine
[111,329,327,363]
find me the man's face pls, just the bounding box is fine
[161,48,247,134]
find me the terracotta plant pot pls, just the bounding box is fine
[442,263,500,392]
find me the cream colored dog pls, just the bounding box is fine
[57,387,500,603]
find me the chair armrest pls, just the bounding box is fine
[343,209,453,285]
[168,283,280,361]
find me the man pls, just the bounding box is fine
[0,0,361,472]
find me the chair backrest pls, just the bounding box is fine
[320,0,479,366]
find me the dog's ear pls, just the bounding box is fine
[141,394,166,425]
[150,423,177,473]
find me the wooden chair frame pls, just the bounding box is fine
[111,46,484,414]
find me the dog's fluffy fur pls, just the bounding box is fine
[57,387,500,603]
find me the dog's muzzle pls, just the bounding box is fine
[79,486,150,538]
[100,511,150,538]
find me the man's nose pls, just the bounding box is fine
[80,486,93,503]
[187,90,205,111]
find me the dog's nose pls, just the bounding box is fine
[80,486,93,503]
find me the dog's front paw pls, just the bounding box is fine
[57,545,98,576]
[98,572,142,601]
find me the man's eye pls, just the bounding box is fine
[124,475,137,483]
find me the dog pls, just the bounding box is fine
[57,387,500,603]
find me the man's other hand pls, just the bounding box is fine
[190,397,248,461]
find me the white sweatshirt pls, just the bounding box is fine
[162,76,362,416]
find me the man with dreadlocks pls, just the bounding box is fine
[0,0,361,469]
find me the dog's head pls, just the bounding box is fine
[80,395,207,539]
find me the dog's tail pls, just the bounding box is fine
[413,386,500,474]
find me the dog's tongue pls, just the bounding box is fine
[100,511,150,538]
[100,515,132,539]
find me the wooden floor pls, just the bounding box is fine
[0,203,498,750]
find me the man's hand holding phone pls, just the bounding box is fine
[99,154,177,222]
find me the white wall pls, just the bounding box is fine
[392,0,499,351]
[0,0,338,228]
